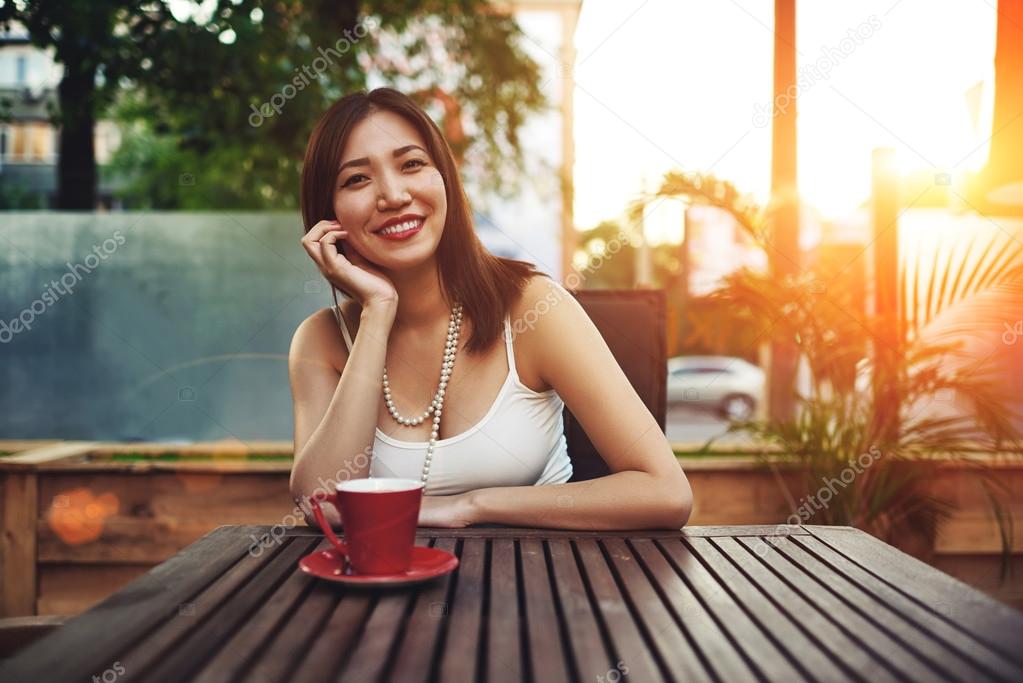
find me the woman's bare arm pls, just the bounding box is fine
[288,302,396,527]
[460,277,692,530]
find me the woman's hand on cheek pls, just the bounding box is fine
[418,492,477,528]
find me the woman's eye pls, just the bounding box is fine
[340,160,426,189]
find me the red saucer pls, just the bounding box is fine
[299,545,459,586]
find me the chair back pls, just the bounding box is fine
[564,289,667,482]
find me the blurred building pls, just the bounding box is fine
[469,0,582,280]
[0,25,121,209]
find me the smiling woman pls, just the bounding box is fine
[290,87,692,531]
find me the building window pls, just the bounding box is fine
[4,123,54,162]
[11,124,26,160]
[16,55,27,85]
[29,122,49,160]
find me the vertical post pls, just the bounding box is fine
[635,175,653,287]
[678,203,691,341]
[1,471,38,616]
[767,0,800,422]
[986,0,1023,200]
[560,3,581,285]
[871,147,900,442]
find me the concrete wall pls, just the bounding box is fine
[1,212,355,442]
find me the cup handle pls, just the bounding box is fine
[309,492,349,558]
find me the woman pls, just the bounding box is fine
[290,87,692,530]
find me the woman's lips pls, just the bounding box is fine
[374,219,424,241]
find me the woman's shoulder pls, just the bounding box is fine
[511,273,574,323]
[509,274,578,391]
[290,304,352,373]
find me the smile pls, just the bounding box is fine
[375,218,424,240]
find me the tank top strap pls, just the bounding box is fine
[503,313,518,377]
[333,304,354,352]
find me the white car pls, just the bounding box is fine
[667,356,765,420]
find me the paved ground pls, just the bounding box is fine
[665,403,756,447]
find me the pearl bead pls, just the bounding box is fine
[379,302,462,489]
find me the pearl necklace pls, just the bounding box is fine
[381,303,463,486]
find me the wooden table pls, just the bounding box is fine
[3,524,1023,682]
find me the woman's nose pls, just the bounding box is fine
[376,173,412,208]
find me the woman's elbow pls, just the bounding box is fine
[658,472,693,529]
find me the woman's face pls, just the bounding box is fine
[332,109,447,271]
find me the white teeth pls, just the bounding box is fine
[378,219,422,236]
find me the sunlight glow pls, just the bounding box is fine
[571,0,997,230]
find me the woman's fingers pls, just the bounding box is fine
[302,220,346,271]
[319,230,348,264]
[304,219,342,243]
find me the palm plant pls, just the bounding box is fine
[693,233,1023,557]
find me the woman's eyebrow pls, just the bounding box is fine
[338,145,427,172]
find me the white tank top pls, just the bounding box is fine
[334,306,573,495]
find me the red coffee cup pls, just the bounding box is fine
[309,478,424,575]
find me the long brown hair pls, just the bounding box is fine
[301,87,546,354]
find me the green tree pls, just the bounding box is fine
[1,0,547,209]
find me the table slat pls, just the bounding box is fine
[289,592,374,683]
[519,538,573,681]
[0,525,260,682]
[658,539,810,683]
[4,524,1021,683]
[602,537,713,682]
[691,539,851,683]
[732,535,908,678]
[341,581,419,680]
[387,537,460,678]
[487,538,524,681]
[792,535,1023,681]
[806,525,1023,662]
[142,536,319,682]
[629,538,763,682]
[117,532,301,680]
[244,574,345,683]
[773,536,995,682]
[546,539,616,680]
[191,539,324,682]
[439,538,486,681]
[573,539,666,681]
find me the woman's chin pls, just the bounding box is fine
[373,241,439,272]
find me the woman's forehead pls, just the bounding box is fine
[342,110,427,159]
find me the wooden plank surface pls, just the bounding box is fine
[0,525,262,681]
[3,524,1023,683]
[0,472,37,617]
[289,523,811,539]
[805,525,1023,663]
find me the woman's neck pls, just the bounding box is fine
[385,259,451,333]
